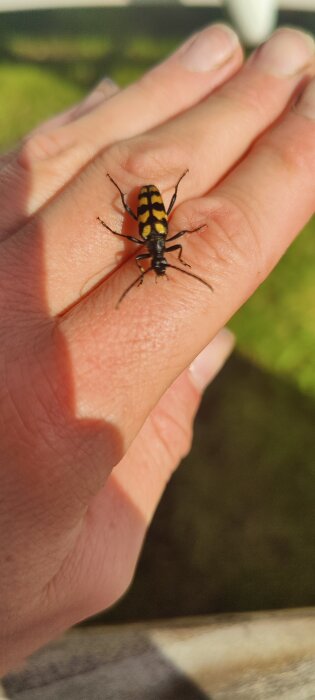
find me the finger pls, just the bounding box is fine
[0,25,242,239]
[49,330,235,616]
[53,73,315,475]
[108,328,235,523]
[115,27,315,212]
[10,28,314,315]
[29,78,120,133]
[22,24,242,161]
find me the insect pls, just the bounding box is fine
[97,170,213,306]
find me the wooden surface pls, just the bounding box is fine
[3,609,315,698]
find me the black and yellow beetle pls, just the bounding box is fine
[97,170,213,306]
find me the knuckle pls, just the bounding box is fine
[216,82,268,125]
[257,134,314,179]
[18,129,64,167]
[210,196,266,279]
[179,194,265,282]
[104,135,190,190]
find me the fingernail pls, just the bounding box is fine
[177,24,239,73]
[189,328,235,392]
[73,78,119,118]
[294,78,315,120]
[253,28,315,77]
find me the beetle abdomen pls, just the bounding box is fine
[137,185,168,239]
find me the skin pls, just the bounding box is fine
[0,24,314,674]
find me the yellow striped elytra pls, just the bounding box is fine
[97,170,213,306]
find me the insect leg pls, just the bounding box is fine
[135,252,151,274]
[97,217,142,244]
[166,169,189,216]
[107,173,137,221]
[165,244,191,268]
[117,267,152,307]
[167,224,206,242]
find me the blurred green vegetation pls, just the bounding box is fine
[230,218,315,399]
[0,7,314,617]
[105,353,315,621]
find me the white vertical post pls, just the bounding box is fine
[224,0,279,46]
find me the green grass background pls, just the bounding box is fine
[1,7,314,619]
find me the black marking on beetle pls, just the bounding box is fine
[97,170,213,306]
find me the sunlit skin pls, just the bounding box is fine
[0,25,314,674]
[97,170,213,306]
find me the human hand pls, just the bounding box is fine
[1,25,314,674]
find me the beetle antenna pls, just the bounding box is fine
[165,264,213,292]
